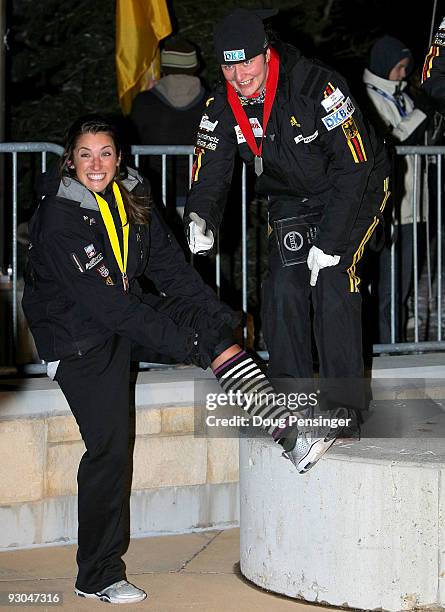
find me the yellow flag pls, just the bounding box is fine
[116,0,172,115]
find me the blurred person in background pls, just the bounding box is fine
[130,38,207,219]
[363,35,436,343]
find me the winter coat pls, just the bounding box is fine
[185,41,390,256]
[422,17,445,113]
[130,75,207,203]
[363,68,427,224]
[22,167,227,361]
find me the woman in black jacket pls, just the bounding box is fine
[22,114,346,604]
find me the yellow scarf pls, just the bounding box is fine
[93,181,129,292]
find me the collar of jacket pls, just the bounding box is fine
[274,40,302,106]
[363,67,408,95]
[56,167,143,211]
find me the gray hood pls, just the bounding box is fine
[152,74,204,109]
[56,167,143,211]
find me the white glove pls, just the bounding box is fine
[188,212,214,255]
[307,246,340,287]
[46,360,60,381]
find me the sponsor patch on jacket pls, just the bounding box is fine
[96,264,110,278]
[223,49,245,62]
[294,130,319,144]
[71,253,85,273]
[84,243,97,259]
[321,88,345,112]
[199,114,219,132]
[85,253,104,270]
[433,18,445,45]
[433,30,445,47]
[321,97,355,131]
[234,117,263,144]
[95,265,114,285]
[234,126,246,144]
[196,132,219,151]
[249,117,263,137]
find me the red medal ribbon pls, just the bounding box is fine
[226,47,280,160]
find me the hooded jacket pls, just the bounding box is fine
[131,75,206,141]
[363,68,427,142]
[364,35,429,226]
[130,75,207,202]
[22,167,227,361]
[363,67,427,225]
[185,41,390,256]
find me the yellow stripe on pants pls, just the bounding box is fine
[346,182,390,292]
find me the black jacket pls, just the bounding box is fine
[185,42,390,255]
[22,168,227,361]
[130,76,207,201]
[422,24,445,114]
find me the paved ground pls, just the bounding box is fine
[0,528,345,612]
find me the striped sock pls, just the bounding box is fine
[213,350,295,438]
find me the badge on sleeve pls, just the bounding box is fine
[84,243,97,259]
[321,97,355,131]
[342,118,367,163]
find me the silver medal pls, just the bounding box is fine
[254,155,263,176]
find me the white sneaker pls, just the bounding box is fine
[75,580,147,604]
[283,431,336,474]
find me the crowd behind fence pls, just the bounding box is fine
[0,143,444,369]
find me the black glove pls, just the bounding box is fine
[186,328,223,370]
[211,308,242,331]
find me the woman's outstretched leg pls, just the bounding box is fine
[210,344,350,473]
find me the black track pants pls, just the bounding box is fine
[262,216,378,381]
[55,297,233,593]
[55,335,132,593]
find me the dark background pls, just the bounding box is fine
[7,0,439,142]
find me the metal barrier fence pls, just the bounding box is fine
[373,145,444,353]
[132,145,251,346]
[0,142,444,368]
[0,142,63,366]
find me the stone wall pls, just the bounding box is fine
[0,368,240,549]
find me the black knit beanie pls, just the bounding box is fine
[369,35,413,79]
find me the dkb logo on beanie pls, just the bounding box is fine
[223,49,246,62]
[214,8,276,64]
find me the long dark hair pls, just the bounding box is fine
[60,114,150,225]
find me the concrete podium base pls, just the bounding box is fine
[240,435,445,611]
